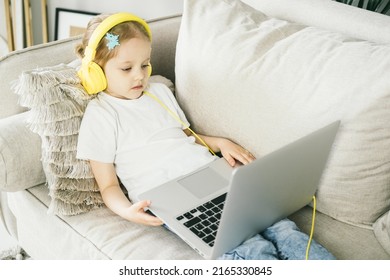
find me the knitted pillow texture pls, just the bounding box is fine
[14,64,103,215]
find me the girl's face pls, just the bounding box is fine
[103,37,152,99]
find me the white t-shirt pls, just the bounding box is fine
[77,83,216,201]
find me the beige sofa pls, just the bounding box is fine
[1,0,390,259]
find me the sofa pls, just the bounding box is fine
[1,0,390,260]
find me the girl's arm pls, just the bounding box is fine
[89,160,163,226]
[184,129,255,166]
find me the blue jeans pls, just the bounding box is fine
[218,219,336,260]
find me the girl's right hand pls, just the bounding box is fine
[124,200,164,226]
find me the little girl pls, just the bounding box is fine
[76,12,335,260]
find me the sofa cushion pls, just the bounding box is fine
[0,112,46,192]
[290,206,390,260]
[374,211,390,255]
[175,0,390,228]
[7,184,201,259]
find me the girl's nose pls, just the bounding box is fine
[134,66,145,81]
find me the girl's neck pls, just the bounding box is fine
[104,90,144,100]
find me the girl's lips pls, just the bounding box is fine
[131,85,143,90]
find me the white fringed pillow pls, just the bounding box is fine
[14,64,103,215]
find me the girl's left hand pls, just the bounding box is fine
[218,139,256,166]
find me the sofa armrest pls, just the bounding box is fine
[0,112,45,192]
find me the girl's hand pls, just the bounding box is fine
[218,138,256,166]
[122,200,163,226]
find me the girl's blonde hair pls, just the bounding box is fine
[75,13,151,68]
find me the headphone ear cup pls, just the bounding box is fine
[78,60,107,94]
[148,63,152,77]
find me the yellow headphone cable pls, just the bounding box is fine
[144,91,216,156]
[305,195,317,260]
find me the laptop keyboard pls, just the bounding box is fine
[176,193,227,247]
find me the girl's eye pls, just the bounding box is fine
[121,65,148,71]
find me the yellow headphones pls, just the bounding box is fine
[78,12,152,95]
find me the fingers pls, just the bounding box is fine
[223,148,255,166]
[233,151,253,165]
[240,149,256,165]
[218,139,255,166]
[130,200,164,226]
[142,213,164,226]
[223,153,236,167]
[134,199,151,209]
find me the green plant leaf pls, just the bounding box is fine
[334,0,390,14]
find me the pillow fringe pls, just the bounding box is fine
[13,65,83,107]
[42,135,79,152]
[49,188,103,205]
[47,177,99,192]
[28,117,82,136]
[14,63,103,216]
[47,161,95,179]
[42,150,79,165]
[28,100,86,124]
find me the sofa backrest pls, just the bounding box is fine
[148,15,182,84]
[243,0,390,45]
[0,37,82,119]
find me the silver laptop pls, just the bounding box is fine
[138,121,340,259]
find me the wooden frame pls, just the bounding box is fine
[54,8,98,40]
[41,0,48,43]
[4,0,14,51]
[3,0,48,51]
[23,0,32,46]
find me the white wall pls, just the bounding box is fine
[0,3,6,41]
[42,0,184,42]
[0,0,184,52]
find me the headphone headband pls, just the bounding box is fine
[85,12,152,60]
[78,12,152,95]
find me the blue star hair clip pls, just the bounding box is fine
[105,32,120,50]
